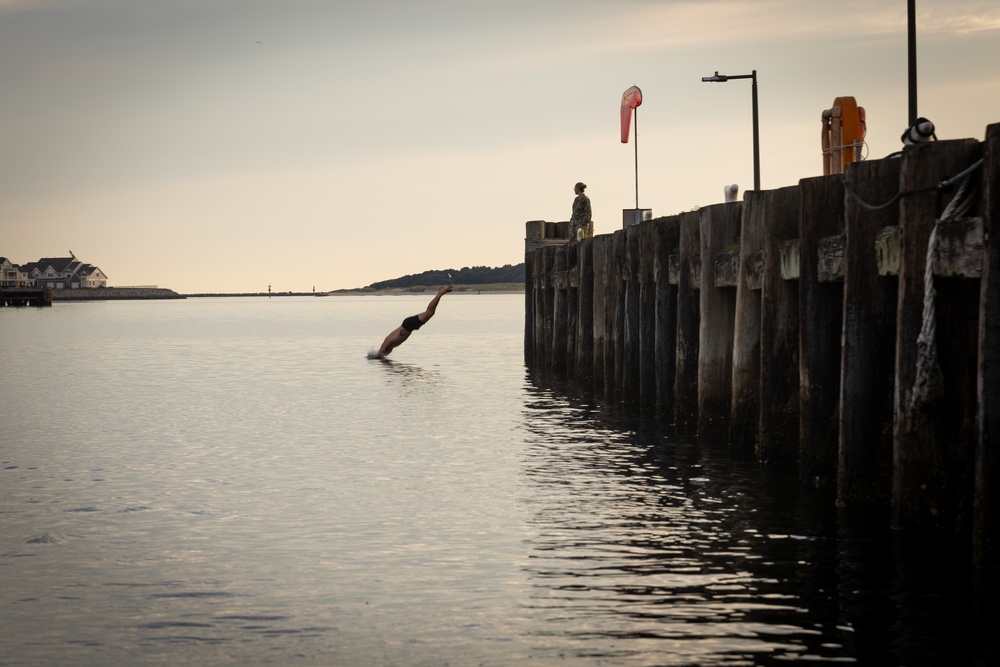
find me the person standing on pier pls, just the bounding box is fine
[370,285,453,359]
[570,181,592,241]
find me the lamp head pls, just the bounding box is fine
[702,71,727,82]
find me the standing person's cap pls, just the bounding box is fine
[575,182,587,190]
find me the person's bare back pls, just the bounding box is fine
[370,285,453,359]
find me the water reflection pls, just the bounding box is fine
[518,369,991,666]
[373,357,442,397]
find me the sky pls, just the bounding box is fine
[1,0,998,293]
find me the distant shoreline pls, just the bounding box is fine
[47,285,523,301]
[185,284,524,297]
[186,288,523,298]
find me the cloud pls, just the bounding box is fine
[568,0,1000,55]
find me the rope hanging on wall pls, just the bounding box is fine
[910,160,981,409]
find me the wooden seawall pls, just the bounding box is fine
[524,127,1000,578]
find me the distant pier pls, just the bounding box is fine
[0,287,52,307]
[525,126,1000,580]
[0,287,185,307]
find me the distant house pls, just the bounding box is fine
[9,256,108,289]
[1,257,26,288]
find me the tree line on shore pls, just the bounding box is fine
[366,264,524,289]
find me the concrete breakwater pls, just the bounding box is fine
[52,287,184,301]
[525,128,1000,580]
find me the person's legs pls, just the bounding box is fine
[375,286,451,358]
[417,285,453,324]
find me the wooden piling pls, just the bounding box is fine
[522,123,1000,577]
[552,246,569,372]
[575,239,595,380]
[566,242,579,375]
[976,122,1000,580]
[674,211,701,432]
[609,230,626,399]
[653,216,680,419]
[894,138,982,534]
[601,232,623,398]
[839,157,902,507]
[798,175,846,490]
[531,243,544,366]
[759,185,801,464]
[622,225,642,403]
[533,245,554,369]
[592,235,609,389]
[731,192,764,458]
[698,202,741,439]
[638,221,658,409]
[524,220,545,366]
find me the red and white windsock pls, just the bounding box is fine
[620,85,642,143]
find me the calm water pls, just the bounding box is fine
[0,295,991,666]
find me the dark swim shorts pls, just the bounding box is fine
[401,314,424,332]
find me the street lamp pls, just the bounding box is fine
[702,70,760,192]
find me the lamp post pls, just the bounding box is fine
[908,0,917,124]
[702,70,760,192]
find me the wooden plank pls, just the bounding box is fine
[731,191,764,457]
[698,202,740,440]
[817,234,845,283]
[799,175,845,491]
[839,157,901,507]
[934,217,984,278]
[894,138,982,534]
[876,226,901,275]
[759,185,801,464]
[779,239,800,280]
[714,249,740,287]
[745,251,764,291]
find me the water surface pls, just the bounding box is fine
[0,295,990,665]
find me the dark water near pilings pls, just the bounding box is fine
[1,296,994,665]
[524,368,992,666]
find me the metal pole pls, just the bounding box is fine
[702,70,760,191]
[634,107,639,207]
[751,70,760,191]
[908,0,917,123]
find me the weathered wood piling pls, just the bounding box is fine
[525,127,1000,576]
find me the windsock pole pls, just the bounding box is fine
[634,106,639,207]
[620,85,643,208]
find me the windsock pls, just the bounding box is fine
[620,85,642,143]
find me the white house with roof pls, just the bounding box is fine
[1,257,31,288]
[1,255,108,289]
[2,257,19,287]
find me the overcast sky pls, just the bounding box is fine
[2,0,998,293]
